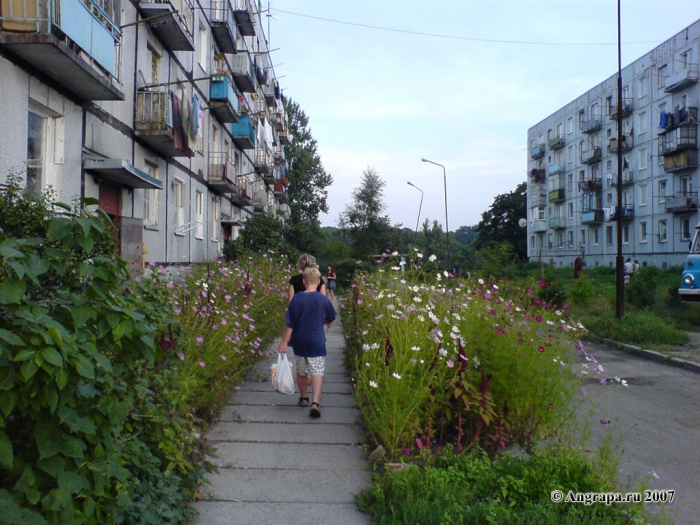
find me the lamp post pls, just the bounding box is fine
[421,158,450,272]
[407,181,424,242]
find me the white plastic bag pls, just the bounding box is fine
[271,353,295,395]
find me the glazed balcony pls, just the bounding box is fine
[230,114,256,149]
[530,143,545,160]
[609,205,634,221]
[581,209,604,224]
[274,180,287,203]
[659,123,697,156]
[0,0,123,100]
[609,99,633,120]
[664,64,698,93]
[254,143,273,176]
[209,0,237,53]
[530,219,547,233]
[232,52,255,93]
[548,188,565,202]
[232,0,255,36]
[548,136,565,150]
[231,178,253,206]
[549,217,565,230]
[135,90,189,157]
[665,192,698,213]
[580,146,602,164]
[581,117,601,134]
[209,75,239,123]
[529,191,546,208]
[208,151,236,193]
[607,134,634,154]
[581,178,603,193]
[663,150,698,172]
[138,0,194,51]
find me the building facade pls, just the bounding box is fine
[527,20,700,269]
[0,0,291,267]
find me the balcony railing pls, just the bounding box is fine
[580,146,602,164]
[665,192,698,213]
[581,209,604,224]
[659,123,697,156]
[230,114,256,149]
[136,90,186,157]
[530,219,547,233]
[530,144,545,159]
[232,52,256,93]
[581,178,603,193]
[529,192,546,208]
[665,64,699,93]
[663,149,699,172]
[547,164,565,176]
[208,151,236,193]
[607,134,634,154]
[609,98,633,119]
[277,128,290,145]
[581,117,601,134]
[138,0,194,51]
[0,0,123,100]
[548,188,565,202]
[209,0,237,53]
[609,205,634,221]
[548,136,565,150]
[210,75,239,123]
[232,0,255,36]
[231,177,253,206]
[254,143,273,176]
[549,217,565,229]
[622,170,634,185]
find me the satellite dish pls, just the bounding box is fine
[518,218,527,228]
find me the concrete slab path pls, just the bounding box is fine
[192,299,371,525]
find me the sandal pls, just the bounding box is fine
[309,402,321,418]
[298,396,309,407]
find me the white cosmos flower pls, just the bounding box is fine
[418,315,425,322]
[369,380,378,388]
[439,348,448,357]
[413,296,422,303]
[444,271,449,277]
[392,251,398,256]
[365,362,371,367]
[411,346,421,351]
[429,254,437,262]
[478,278,484,285]
[392,373,402,380]
[362,344,371,351]
[451,326,460,334]
[371,343,380,350]
[436,273,442,281]
[417,253,423,258]
[391,266,401,271]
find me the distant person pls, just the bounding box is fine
[452,263,461,278]
[326,265,337,301]
[279,267,336,418]
[624,258,633,284]
[289,254,326,303]
[633,260,640,273]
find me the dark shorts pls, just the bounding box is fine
[328,280,336,290]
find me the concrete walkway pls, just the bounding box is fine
[193,299,371,525]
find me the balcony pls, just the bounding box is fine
[209,0,237,53]
[664,64,699,93]
[530,219,547,233]
[621,170,634,186]
[665,192,698,213]
[663,149,699,173]
[581,210,604,224]
[233,0,255,36]
[208,151,236,193]
[548,188,565,202]
[547,164,565,176]
[277,128,290,146]
[274,180,287,203]
[0,0,123,100]
[232,52,256,93]
[209,76,239,123]
[548,136,565,150]
[530,143,545,160]
[254,143,273,176]
[549,217,565,230]
[659,123,697,156]
[135,90,190,157]
[581,117,601,134]
[529,191,546,208]
[262,82,276,108]
[230,114,256,149]
[609,99,633,120]
[607,134,634,154]
[609,205,635,221]
[580,146,602,164]
[138,0,194,51]
[231,178,253,206]
[581,178,603,193]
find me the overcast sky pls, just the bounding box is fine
[265,1,700,231]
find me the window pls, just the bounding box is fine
[567,173,573,191]
[567,202,574,219]
[658,64,667,89]
[659,220,668,242]
[606,226,613,245]
[606,192,613,204]
[556,123,563,138]
[557,232,564,248]
[212,197,220,242]
[174,179,186,232]
[622,224,629,245]
[681,175,691,195]
[640,221,647,243]
[659,180,667,202]
[593,228,600,245]
[567,230,573,247]
[580,229,586,247]
[638,111,647,134]
[195,190,204,239]
[535,206,545,220]
[26,106,64,196]
[143,161,159,228]
[622,188,631,206]
[531,235,535,249]
[198,24,209,70]
[638,76,647,98]
[681,50,691,69]
[548,233,553,249]
[639,183,647,206]
[568,117,574,134]
[682,217,691,241]
[638,147,648,170]
[568,145,574,163]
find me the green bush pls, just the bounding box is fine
[586,311,690,346]
[335,258,373,288]
[570,274,595,306]
[222,212,296,262]
[626,266,661,310]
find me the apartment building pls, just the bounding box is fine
[0,0,291,267]
[527,19,700,269]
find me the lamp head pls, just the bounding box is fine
[421,158,427,162]
[407,181,414,187]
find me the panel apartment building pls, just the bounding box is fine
[0,0,291,267]
[527,19,700,269]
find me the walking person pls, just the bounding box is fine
[288,254,326,303]
[279,267,336,418]
[624,258,634,285]
[326,265,337,301]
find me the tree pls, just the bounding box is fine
[338,167,392,257]
[282,97,333,253]
[474,181,527,260]
[224,212,295,261]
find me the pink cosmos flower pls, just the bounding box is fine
[196,337,204,345]
[221,355,228,361]
[178,353,185,361]
[199,361,206,367]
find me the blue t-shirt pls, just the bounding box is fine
[285,291,337,357]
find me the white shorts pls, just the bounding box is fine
[295,356,325,376]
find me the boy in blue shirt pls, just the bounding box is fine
[279,267,336,418]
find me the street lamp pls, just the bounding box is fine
[407,181,423,242]
[421,158,450,272]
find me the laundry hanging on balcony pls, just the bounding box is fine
[171,91,193,157]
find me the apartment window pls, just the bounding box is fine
[556,123,563,138]
[27,106,64,196]
[622,224,629,245]
[174,179,186,232]
[640,221,647,243]
[638,76,648,98]
[659,180,667,202]
[593,228,600,245]
[212,197,220,242]
[681,50,691,69]
[530,235,536,249]
[548,233,553,249]
[567,202,574,219]
[568,117,574,134]
[657,64,667,89]
[681,175,691,195]
[622,189,631,206]
[606,192,613,204]
[567,173,573,191]
[638,183,647,206]
[638,111,647,134]
[682,218,691,241]
[195,191,204,239]
[143,161,159,228]
[606,159,612,170]
[622,85,630,100]
[638,147,648,170]
[567,230,573,247]
[606,226,613,245]
[557,232,564,248]
[198,24,209,70]
[534,206,545,220]
[568,145,574,163]
[659,220,668,242]
[580,229,586,247]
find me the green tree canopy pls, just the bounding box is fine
[474,181,527,260]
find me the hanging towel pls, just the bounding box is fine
[659,111,667,129]
[191,93,201,138]
[172,91,186,155]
